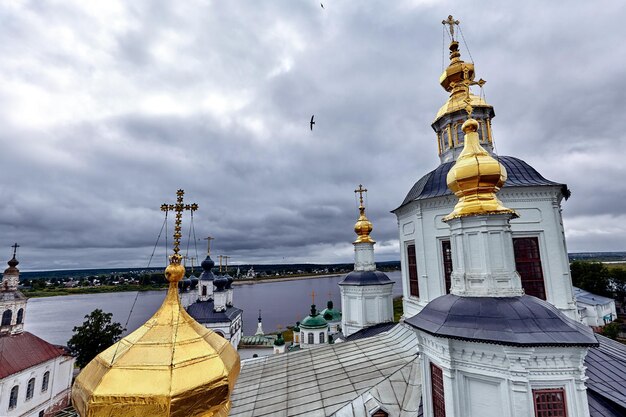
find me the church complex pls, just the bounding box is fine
[2,15,625,417]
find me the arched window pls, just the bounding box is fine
[319,332,325,344]
[442,129,450,150]
[372,409,389,417]
[477,121,484,142]
[201,285,207,296]
[455,123,464,146]
[9,385,19,409]
[16,308,24,325]
[26,378,35,400]
[2,309,12,326]
[42,371,50,392]
[307,332,314,344]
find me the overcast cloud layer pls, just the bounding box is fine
[1,0,624,270]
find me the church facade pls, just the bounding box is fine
[1,250,75,417]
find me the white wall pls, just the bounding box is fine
[396,185,577,320]
[340,283,394,337]
[0,354,75,417]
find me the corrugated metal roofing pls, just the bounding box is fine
[573,287,615,306]
[395,155,567,211]
[405,295,598,347]
[186,300,242,324]
[585,334,626,414]
[0,331,66,378]
[345,322,396,341]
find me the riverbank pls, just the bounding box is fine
[22,273,347,298]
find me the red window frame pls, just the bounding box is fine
[533,388,567,417]
[441,240,453,294]
[431,363,446,417]
[513,237,546,300]
[407,244,419,297]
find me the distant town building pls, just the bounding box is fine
[574,287,618,327]
[1,248,75,417]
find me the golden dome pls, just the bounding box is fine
[353,185,375,244]
[354,205,375,244]
[435,39,491,123]
[443,119,517,221]
[71,253,240,417]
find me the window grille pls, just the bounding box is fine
[407,244,419,297]
[9,386,18,409]
[533,388,567,417]
[431,363,446,417]
[42,371,50,392]
[513,237,546,300]
[441,240,453,294]
[26,378,35,400]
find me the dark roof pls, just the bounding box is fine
[394,155,568,211]
[186,300,242,324]
[338,270,393,286]
[588,390,626,417]
[405,294,598,347]
[345,321,396,341]
[585,334,626,414]
[0,332,67,378]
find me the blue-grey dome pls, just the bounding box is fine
[394,156,569,212]
[405,294,597,347]
[338,270,392,286]
[199,254,215,281]
[214,274,228,292]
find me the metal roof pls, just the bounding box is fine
[585,334,626,414]
[405,295,598,347]
[186,300,242,324]
[573,287,615,306]
[345,322,396,341]
[394,156,568,212]
[230,324,419,417]
[338,270,393,286]
[0,331,67,378]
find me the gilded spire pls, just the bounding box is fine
[443,119,517,221]
[72,190,239,417]
[436,16,487,121]
[353,184,375,244]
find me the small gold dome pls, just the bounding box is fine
[354,206,375,244]
[72,254,240,417]
[443,118,517,221]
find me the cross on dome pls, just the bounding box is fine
[203,236,214,255]
[354,184,367,207]
[442,15,460,41]
[160,189,198,263]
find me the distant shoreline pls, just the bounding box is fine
[22,273,347,298]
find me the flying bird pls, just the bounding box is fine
[310,115,315,130]
[321,3,324,9]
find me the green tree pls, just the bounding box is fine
[67,309,125,368]
[570,261,611,297]
[601,322,621,340]
[609,267,626,304]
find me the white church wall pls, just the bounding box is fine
[397,185,577,320]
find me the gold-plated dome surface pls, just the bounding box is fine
[354,185,375,244]
[443,119,517,221]
[72,191,239,417]
[435,93,489,120]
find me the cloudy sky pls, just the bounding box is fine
[1,0,624,270]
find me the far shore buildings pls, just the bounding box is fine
[1,249,75,417]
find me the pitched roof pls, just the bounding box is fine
[393,155,568,212]
[0,331,66,378]
[339,270,393,286]
[230,324,419,417]
[585,334,626,415]
[345,322,396,341]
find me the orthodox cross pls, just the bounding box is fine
[203,236,214,255]
[160,189,198,261]
[11,243,19,258]
[189,257,196,273]
[311,290,316,305]
[223,255,231,271]
[355,184,367,206]
[218,255,223,274]
[328,291,333,301]
[442,15,460,41]
[460,67,486,117]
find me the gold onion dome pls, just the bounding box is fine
[72,191,239,417]
[443,119,517,221]
[353,185,375,244]
[435,34,491,122]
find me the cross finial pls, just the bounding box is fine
[203,236,215,255]
[11,243,19,258]
[311,290,316,305]
[354,184,367,207]
[160,190,198,262]
[223,255,231,270]
[442,15,460,41]
[218,255,223,274]
[328,291,332,300]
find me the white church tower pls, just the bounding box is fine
[197,237,215,302]
[0,244,27,335]
[339,185,394,337]
[392,16,577,320]
[406,101,598,417]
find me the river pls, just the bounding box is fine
[24,271,402,345]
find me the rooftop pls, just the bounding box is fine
[0,331,68,378]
